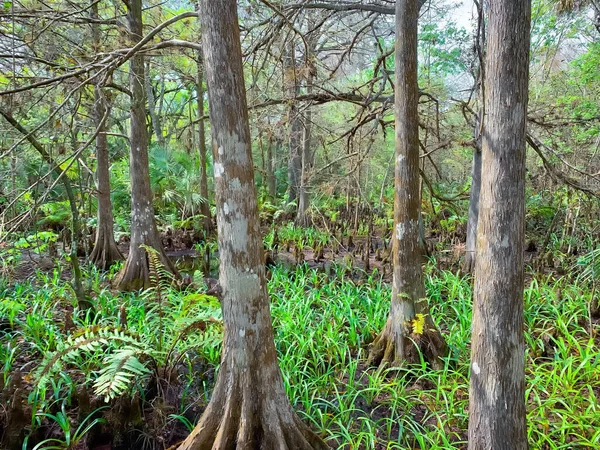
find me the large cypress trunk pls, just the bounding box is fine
[176,2,327,448]
[114,0,176,291]
[468,0,531,448]
[367,0,446,369]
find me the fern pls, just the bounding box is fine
[35,327,144,390]
[94,347,151,401]
[141,244,173,298]
[32,251,223,404]
[33,307,222,403]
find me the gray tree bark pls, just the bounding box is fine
[468,0,531,448]
[367,0,446,369]
[115,0,176,291]
[176,1,327,448]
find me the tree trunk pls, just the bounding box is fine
[463,0,485,274]
[89,0,122,270]
[145,61,165,147]
[468,0,531,448]
[196,52,213,235]
[115,0,176,291]
[10,152,16,219]
[295,93,313,226]
[266,135,277,201]
[89,85,123,269]
[177,2,327,448]
[463,144,481,273]
[296,19,317,227]
[367,0,447,370]
[285,41,302,206]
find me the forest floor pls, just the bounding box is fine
[1,244,599,449]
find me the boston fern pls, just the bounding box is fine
[34,249,222,402]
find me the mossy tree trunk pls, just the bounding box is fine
[368,0,447,370]
[176,2,327,448]
[468,0,531,448]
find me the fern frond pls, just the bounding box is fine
[93,347,151,402]
[35,327,144,390]
[141,244,173,304]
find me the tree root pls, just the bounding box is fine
[368,317,448,371]
[90,228,123,270]
[114,243,177,291]
[176,361,328,450]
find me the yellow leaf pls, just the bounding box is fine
[411,313,426,335]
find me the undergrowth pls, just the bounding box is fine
[0,264,598,449]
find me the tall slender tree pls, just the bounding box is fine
[145,61,165,147]
[115,0,176,291]
[464,121,482,274]
[296,15,318,226]
[177,1,327,447]
[196,51,213,235]
[468,0,531,448]
[285,39,303,206]
[463,0,485,274]
[89,0,122,270]
[368,0,447,369]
